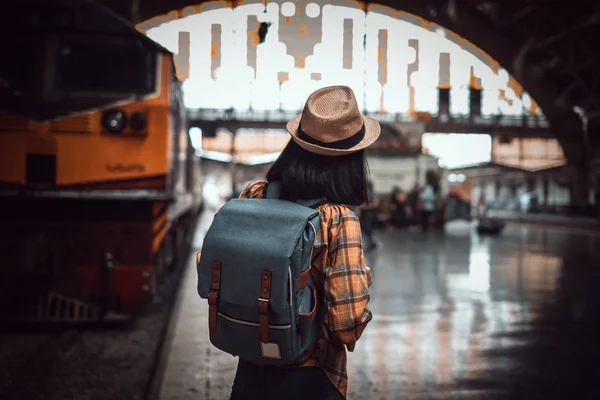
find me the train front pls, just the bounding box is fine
[0,4,201,322]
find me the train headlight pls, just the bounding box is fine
[130,112,148,131]
[102,109,128,133]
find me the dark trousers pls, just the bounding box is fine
[390,211,408,229]
[421,211,432,232]
[230,360,344,400]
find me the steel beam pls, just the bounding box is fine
[531,12,600,50]
[497,5,533,29]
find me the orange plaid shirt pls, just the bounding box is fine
[239,181,372,398]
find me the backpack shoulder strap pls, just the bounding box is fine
[266,181,326,209]
[296,198,327,209]
[265,181,281,200]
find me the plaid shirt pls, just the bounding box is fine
[239,181,372,398]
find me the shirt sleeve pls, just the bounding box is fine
[323,208,372,351]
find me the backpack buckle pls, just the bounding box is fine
[257,273,281,360]
[208,290,219,333]
[258,298,269,313]
[208,290,218,305]
[208,261,222,333]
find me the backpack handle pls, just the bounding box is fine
[266,181,326,209]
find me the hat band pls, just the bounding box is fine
[298,123,365,150]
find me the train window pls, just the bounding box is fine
[0,39,37,94]
[54,38,157,95]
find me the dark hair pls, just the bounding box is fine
[266,140,369,206]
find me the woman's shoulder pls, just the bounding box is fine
[316,204,361,247]
[318,203,359,224]
[239,180,267,199]
[240,181,357,222]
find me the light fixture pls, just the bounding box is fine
[102,109,127,133]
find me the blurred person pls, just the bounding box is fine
[477,193,486,217]
[434,189,446,229]
[407,185,421,226]
[389,186,409,229]
[359,181,380,251]
[421,183,436,232]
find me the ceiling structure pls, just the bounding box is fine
[95,0,599,167]
[7,0,600,168]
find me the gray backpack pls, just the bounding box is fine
[197,182,325,365]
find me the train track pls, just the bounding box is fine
[0,243,195,400]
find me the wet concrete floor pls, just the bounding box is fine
[159,216,600,400]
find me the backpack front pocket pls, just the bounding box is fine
[210,311,294,365]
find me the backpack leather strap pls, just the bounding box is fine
[296,198,327,209]
[258,269,272,343]
[265,181,281,199]
[208,261,221,333]
[299,266,311,289]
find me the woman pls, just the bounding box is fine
[421,183,436,232]
[389,187,409,230]
[231,86,376,400]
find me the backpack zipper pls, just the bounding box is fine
[307,220,317,262]
[306,219,317,274]
[308,220,317,239]
[288,264,293,307]
[217,312,291,329]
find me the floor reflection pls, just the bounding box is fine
[349,225,600,399]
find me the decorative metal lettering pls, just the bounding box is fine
[138,1,541,117]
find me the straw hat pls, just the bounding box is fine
[286,86,381,156]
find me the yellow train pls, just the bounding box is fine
[0,6,202,322]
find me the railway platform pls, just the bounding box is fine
[155,212,600,400]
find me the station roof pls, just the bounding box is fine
[117,0,600,164]
[6,0,600,164]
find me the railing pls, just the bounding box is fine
[188,108,550,128]
[437,115,551,128]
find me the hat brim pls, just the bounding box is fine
[286,114,381,156]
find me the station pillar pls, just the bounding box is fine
[569,164,591,215]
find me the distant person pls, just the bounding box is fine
[421,184,436,232]
[389,187,409,229]
[359,181,380,251]
[446,187,472,222]
[434,188,446,229]
[477,193,486,217]
[407,185,420,225]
